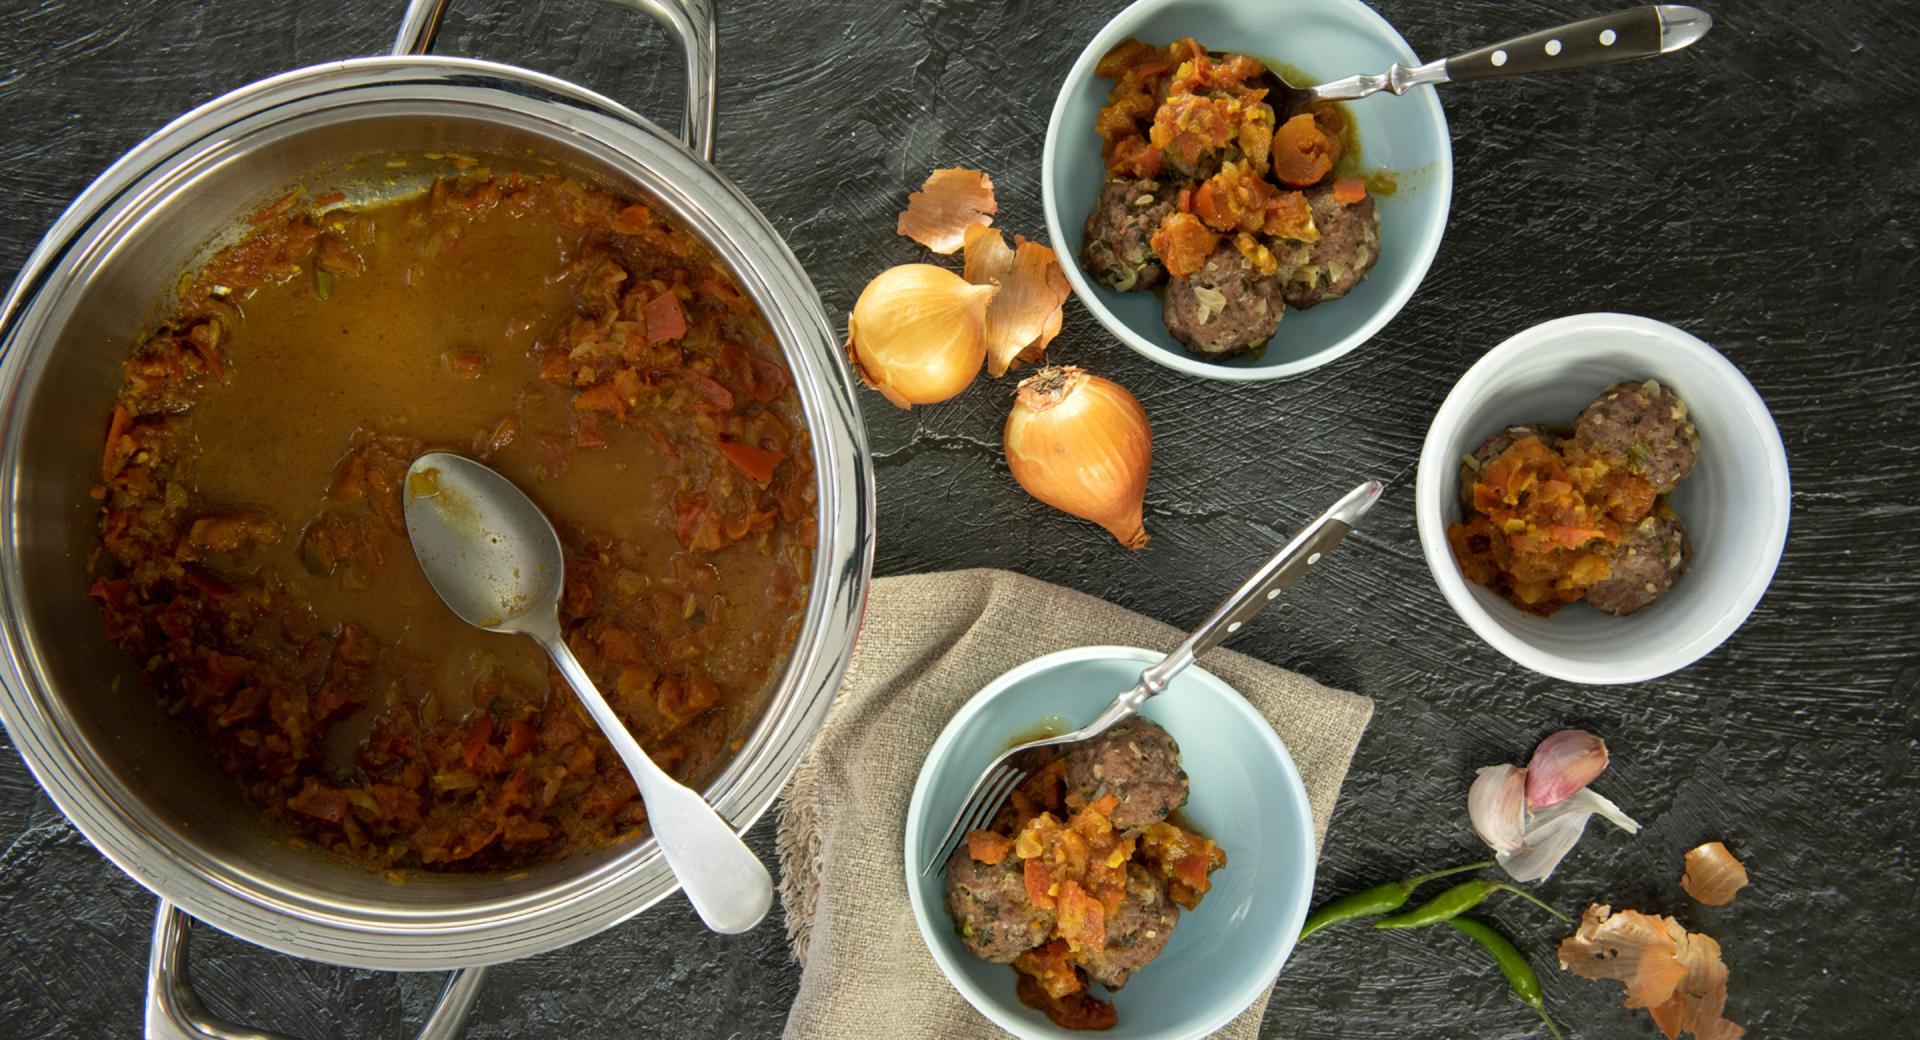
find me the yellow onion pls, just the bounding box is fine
[846,263,995,408]
[1004,365,1152,549]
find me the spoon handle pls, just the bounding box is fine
[1305,6,1711,104]
[1446,6,1708,83]
[542,635,773,935]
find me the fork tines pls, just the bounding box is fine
[924,763,1028,875]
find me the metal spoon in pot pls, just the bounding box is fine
[401,451,772,935]
[1255,5,1713,119]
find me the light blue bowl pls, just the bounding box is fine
[904,646,1316,1040]
[1042,0,1453,381]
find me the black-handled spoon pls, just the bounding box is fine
[1264,5,1713,117]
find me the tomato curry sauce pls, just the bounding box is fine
[89,168,816,871]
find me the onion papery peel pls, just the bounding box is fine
[897,168,998,254]
[1680,841,1750,906]
[962,224,1071,377]
[1559,904,1744,1040]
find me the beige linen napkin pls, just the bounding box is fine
[776,568,1373,1039]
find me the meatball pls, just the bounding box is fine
[1282,184,1380,310]
[1572,380,1701,494]
[1161,244,1285,359]
[945,846,1055,963]
[1459,424,1561,505]
[1586,508,1692,616]
[1064,716,1189,830]
[1075,864,1180,990]
[1081,178,1175,293]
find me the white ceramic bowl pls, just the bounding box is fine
[1042,0,1452,381]
[904,646,1316,1040]
[1415,313,1791,685]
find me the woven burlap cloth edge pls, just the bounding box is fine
[775,568,1373,1039]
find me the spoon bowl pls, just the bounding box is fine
[401,455,566,634]
[403,451,774,934]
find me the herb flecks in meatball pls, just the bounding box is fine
[1586,507,1692,616]
[1161,244,1284,359]
[1572,379,1701,494]
[1073,864,1180,990]
[945,845,1056,963]
[1064,716,1189,830]
[1082,178,1175,293]
[1283,183,1380,310]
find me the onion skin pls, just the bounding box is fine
[1680,841,1749,906]
[846,264,995,408]
[1004,365,1152,549]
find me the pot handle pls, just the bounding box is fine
[389,0,717,162]
[144,901,487,1040]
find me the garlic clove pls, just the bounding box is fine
[1493,786,1642,883]
[1495,806,1590,883]
[1468,764,1529,854]
[1526,729,1610,807]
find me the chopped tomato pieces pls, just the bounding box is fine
[1148,212,1220,279]
[1331,176,1368,205]
[718,439,783,482]
[644,292,687,342]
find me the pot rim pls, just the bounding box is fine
[0,53,874,969]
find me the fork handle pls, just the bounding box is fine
[1447,6,1705,83]
[1136,480,1383,698]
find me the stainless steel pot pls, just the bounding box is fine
[0,0,874,1035]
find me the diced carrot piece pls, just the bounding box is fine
[1331,177,1367,205]
[1270,113,1336,188]
[967,829,1013,865]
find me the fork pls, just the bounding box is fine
[920,479,1385,875]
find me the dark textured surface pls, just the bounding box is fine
[2,0,1917,1037]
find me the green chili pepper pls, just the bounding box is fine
[1297,861,1492,941]
[1373,879,1569,929]
[1446,916,1564,1040]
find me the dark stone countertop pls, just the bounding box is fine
[2,0,1916,1036]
